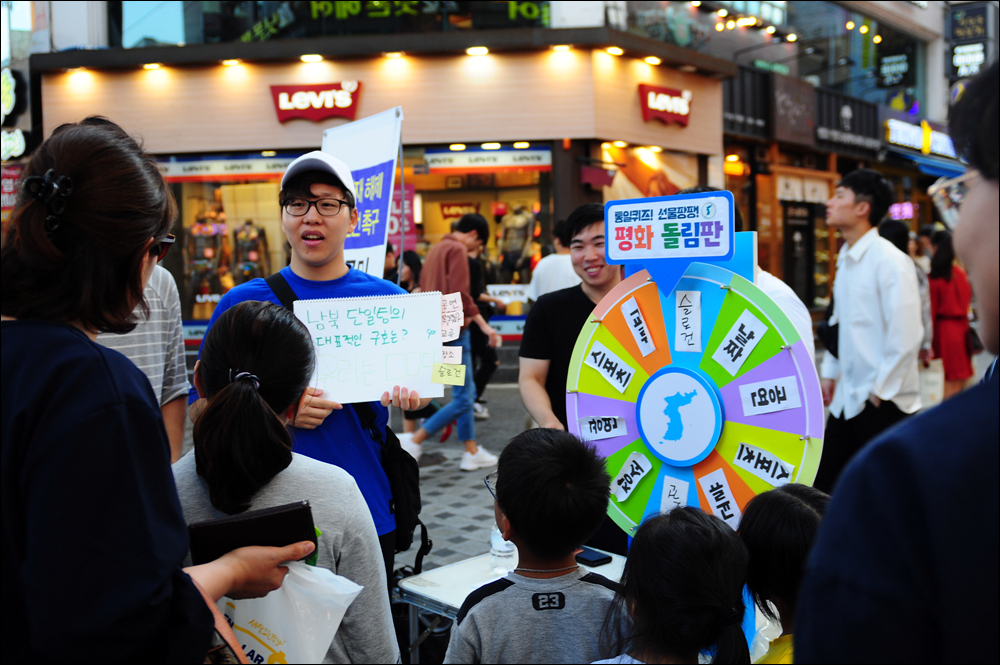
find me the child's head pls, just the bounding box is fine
[738,484,829,624]
[494,429,610,561]
[193,300,315,514]
[605,507,750,663]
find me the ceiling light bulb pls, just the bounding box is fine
[726,154,740,162]
[143,63,161,70]
[846,21,855,30]
[766,25,776,34]
[300,54,323,62]
[613,140,627,148]
[466,46,488,56]
[449,144,467,151]
[606,46,624,56]
[859,25,869,34]
[715,22,724,31]
[481,143,501,150]
[873,34,882,44]
[718,8,728,17]
[645,56,662,65]
[786,33,798,42]
[726,20,736,29]
[513,142,530,149]
[552,45,571,52]
[384,51,403,58]
[222,59,241,66]
[649,146,663,153]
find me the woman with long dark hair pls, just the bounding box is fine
[1,117,312,662]
[599,507,750,664]
[173,300,398,662]
[929,230,974,398]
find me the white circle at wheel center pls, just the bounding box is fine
[635,366,723,467]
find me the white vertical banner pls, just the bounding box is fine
[321,107,404,278]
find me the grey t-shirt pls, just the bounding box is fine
[97,265,189,406]
[444,568,626,664]
[173,452,399,664]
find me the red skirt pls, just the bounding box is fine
[933,318,974,382]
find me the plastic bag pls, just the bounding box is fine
[919,358,945,410]
[219,561,363,664]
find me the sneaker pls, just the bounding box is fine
[473,401,490,420]
[460,446,498,471]
[397,432,423,462]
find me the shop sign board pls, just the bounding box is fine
[877,52,914,88]
[884,118,957,159]
[949,3,991,42]
[1,67,29,161]
[639,84,692,126]
[424,147,551,172]
[950,41,990,80]
[388,183,416,254]
[270,81,361,123]
[771,74,815,148]
[158,156,297,181]
[814,91,880,156]
[2,164,23,225]
[322,106,404,277]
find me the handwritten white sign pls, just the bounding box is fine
[577,416,627,441]
[620,296,656,357]
[738,375,802,416]
[585,340,636,394]
[698,468,742,529]
[294,292,445,403]
[440,346,462,364]
[660,477,690,513]
[733,442,794,487]
[441,292,463,342]
[612,452,652,503]
[674,290,702,353]
[711,309,767,376]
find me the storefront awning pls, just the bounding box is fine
[888,149,965,178]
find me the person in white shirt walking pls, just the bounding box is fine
[524,219,581,302]
[814,169,923,493]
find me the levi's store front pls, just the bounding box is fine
[37,44,726,324]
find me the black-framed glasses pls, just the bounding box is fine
[282,198,351,217]
[150,234,175,262]
[485,471,498,501]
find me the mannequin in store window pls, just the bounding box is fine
[497,205,534,283]
[234,218,270,284]
[186,209,230,320]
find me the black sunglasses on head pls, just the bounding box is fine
[149,234,175,262]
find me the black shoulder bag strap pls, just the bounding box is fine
[264,273,431,565]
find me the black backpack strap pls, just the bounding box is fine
[265,272,299,310]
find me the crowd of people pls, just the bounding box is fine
[1,57,996,664]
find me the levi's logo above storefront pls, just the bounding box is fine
[269,81,361,123]
[639,84,692,127]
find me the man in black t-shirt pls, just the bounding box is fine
[518,204,622,430]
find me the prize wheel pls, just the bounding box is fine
[567,264,823,536]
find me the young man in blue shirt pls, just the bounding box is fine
[188,151,429,579]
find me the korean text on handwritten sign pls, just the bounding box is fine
[431,362,466,386]
[711,309,767,376]
[620,296,655,357]
[674,290,702,353]
[441,292,463,342]
[344,160,394,249]
[577,416,627,441]
[738,375,802,417]
[293,292,444,404]
[585,340,636,394]
[698,468,742,529]
[733,442,794,486]
[660,477,690,513]
[440,346,462,365]
[612,452,652,503]
[607,195,732,263]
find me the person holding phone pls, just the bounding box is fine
[0,117,311,662]
[174,300,398,663]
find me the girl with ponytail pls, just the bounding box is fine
[598,507,750,664]
[173,300,399,662]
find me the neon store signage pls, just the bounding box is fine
[269,81,361,123]
[1,68,27,160]
[639,84,693,127]
[885,119,957,159]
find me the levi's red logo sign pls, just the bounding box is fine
[269,81,361,123]
[639,84,692,126]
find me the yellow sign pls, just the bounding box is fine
[431,362,466,386]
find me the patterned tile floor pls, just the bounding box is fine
[391,383,531,571]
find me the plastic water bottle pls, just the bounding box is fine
[490,523,517,575]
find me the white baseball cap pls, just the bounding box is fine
[280,151,357,204]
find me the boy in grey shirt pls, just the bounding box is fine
[444,430,627,664]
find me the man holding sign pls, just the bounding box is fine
[188,152,429,579]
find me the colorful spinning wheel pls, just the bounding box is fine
[567,264,823,536]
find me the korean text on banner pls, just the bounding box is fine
[322,107,403,277]
[293,291,444,404]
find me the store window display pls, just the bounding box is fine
[497,205,535,284]
[185,209,232,320]
[233,219,271,284]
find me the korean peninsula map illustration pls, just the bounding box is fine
[662,390,698,441]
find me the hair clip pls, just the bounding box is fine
[23,170,74,238]
[229,369,261,391]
